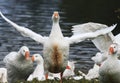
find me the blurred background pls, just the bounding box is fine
[0,0,119,73]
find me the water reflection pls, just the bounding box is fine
[0,0,119,73]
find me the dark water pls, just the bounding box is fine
[0,0,119,73]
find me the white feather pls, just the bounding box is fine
[0,68,8,83]
[68,24,116,44]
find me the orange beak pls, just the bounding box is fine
[31,56,35,62]
[66,65,71,70]
[54,12,58,18]
[109,47,114,55]
[25,51,30,60]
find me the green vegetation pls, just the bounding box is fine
[16,78,99,83]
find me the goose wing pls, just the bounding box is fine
[91,33,114,52]
[68,22,116,52]
[0,12,47,44]
[3,52,17,64]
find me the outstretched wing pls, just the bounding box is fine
[72,22,108,35]
[67,22,116,52]
[0,12,47,44]
[91,33,114,52]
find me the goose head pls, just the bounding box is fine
[52,11,60,23]
[32,54,44,64]
[19,46,30,60]
[92,52,103,61]
[109,43,118,55]
[91,52,104,65]
[67,61,76,70]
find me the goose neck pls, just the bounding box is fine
[50,22,63,38]
[109,54,118,60]
[37,61,44,65]
[17,52,25,60]
[36,63,44,70]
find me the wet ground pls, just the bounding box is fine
[0,0,119,73]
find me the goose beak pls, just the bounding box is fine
[109,47,114,55]
[25,51,30,60]
[54,12,58,18]
[31,56,35,62]
[66,65,71,70]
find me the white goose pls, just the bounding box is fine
[62,61,76,78]
[27,54,45,81]
[3,46,33,83]
[0,11,116,74]
[99,43,120,83]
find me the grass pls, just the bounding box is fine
[16,78,99,83]
[15,71,100,83]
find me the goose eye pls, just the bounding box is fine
[23,50,25,52]
[113,46,116,48]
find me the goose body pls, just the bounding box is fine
[44,33,69,73]
[3,46,33,83]
[99,43,120,83]
[0,11,116,73]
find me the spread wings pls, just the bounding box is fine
[0,12,48,44]
[67,22,116,52]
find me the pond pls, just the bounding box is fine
[0,0,119,73]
